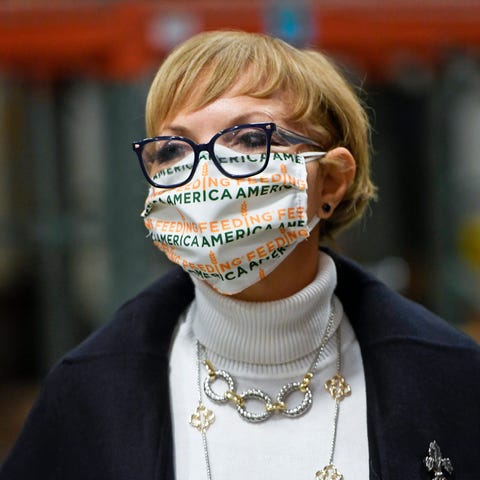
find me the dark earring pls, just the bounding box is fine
[322,203,331,213]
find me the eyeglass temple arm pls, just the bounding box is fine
[275,126,321,146]
[303,152,327,163]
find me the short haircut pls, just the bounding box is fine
[145,30,376,238]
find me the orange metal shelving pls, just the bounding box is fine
[0,1,479,80]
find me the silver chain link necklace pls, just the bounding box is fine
[189,303,352,480]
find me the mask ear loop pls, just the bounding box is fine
[307,214,320,232]
[301,151,328,233]
[303,152,327,164]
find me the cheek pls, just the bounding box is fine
[305,165,324,218]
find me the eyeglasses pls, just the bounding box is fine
[132,122,326,189]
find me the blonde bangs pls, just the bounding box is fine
[146,31,317,136]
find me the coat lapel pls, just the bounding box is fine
[330,249,479,479]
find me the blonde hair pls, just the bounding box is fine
[145,30,376,237]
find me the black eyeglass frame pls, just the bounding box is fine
[132,122,321,189]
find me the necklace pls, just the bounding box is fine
[189,302,352,479]
[200,301,336,422]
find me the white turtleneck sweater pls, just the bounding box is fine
[169,252,369,480]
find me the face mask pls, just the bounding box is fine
[142,148,319,295]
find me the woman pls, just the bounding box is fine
[2,31,479,480]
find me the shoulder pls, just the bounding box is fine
[42,265,194,421]
[0,267,191,478]
[325,250,479,477]
[326,248,480,354]
[65,266,194,362]
[32,266,193,402]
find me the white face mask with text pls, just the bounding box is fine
[142,149,319,295]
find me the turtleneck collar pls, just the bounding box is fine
[189,251,341,366]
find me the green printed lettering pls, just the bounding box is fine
[220,189,233,200]
[236,188,247,199]
[210,234,224,246]
[249,260,259,270]
[208,189,219,201]
[236,266,248,277]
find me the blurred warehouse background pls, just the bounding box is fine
[1,0,480,461]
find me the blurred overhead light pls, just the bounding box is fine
[147,12,202,52]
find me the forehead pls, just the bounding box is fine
[158,91,294,138]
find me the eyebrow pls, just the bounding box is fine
[163,125,190,136]
[164,110,276,137]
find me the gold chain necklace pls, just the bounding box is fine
[189,317,352,479]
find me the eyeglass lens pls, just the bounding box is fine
[141,125,269,187]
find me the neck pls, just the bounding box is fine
[189,251,341,367]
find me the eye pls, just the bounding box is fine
[146,140,191,165]
[220,128,267,152]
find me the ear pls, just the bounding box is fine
[316,147,356,219]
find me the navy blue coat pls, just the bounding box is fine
[1,252,479,479]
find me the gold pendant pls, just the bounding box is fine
[324,373,351,402]
[190,403,215,432]
[315,464,344,480]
